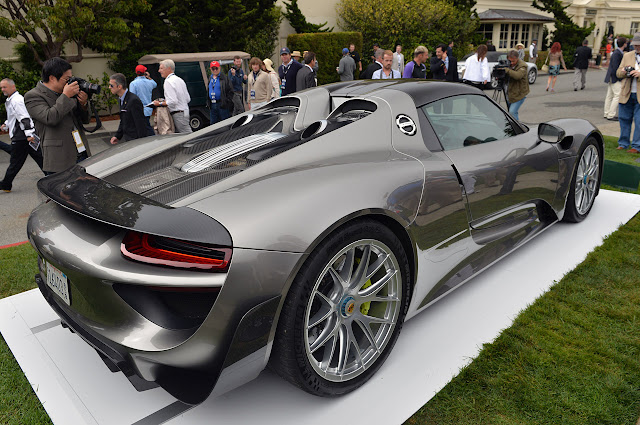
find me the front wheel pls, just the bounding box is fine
[563,138,601,222]
[528,68,537,84]
[270,220,411,396]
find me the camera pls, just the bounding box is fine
[67,77,101,97]
[625,66,635,78]
[492,58,510,84]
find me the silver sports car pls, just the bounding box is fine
[28,80,602,404]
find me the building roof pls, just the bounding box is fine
[477,9,555,22]
[138,52,250,64]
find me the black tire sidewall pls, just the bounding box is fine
[272,219,411,397]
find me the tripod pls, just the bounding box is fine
[491,77,509,109]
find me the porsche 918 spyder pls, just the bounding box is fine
[28,80,603,404]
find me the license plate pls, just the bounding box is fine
[46,261,71,306]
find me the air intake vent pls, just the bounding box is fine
[180,132,286,173]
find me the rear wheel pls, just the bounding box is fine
[271,219,411,396]
[189,112,206,131]
[563,138,601,222]
[528,68,537,84]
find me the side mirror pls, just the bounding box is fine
[538,123,565,144]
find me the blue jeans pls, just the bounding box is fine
[509,97,526,121]
[210,102,230,125]
[618,93,640,149]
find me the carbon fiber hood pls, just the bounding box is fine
[91,94,378,206]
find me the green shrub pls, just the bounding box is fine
[336,0,479,71]
[287,32,363,85]
[86,72,119,116]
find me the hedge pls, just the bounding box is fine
[287,31,363,85]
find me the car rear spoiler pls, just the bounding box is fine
[37,165,232,246]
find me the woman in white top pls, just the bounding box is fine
[262,58,281,99]
[462,44,490,87]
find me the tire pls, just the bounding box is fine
[489,76,499,89]
[189,113,205,131]
[563,137,601,223]
[528,68,537,84]
[270,219,411,396]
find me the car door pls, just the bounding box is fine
[421,94,560,245]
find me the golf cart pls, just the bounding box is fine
[138,51,250,131]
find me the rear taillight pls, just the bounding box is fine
[121,231,231,271]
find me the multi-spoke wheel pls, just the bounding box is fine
[563,138,601,222]
[271,220,410,396]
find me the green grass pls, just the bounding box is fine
[0,243,52,424]
[604,134,640,166]
[406,212,640,425]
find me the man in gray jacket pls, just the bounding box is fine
[25,57,90,174]
[337,48,356,81]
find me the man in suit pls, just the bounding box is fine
[296,51,317,91]
[573,39,592,91]
[615,33,640,153]
[604,36,627,121]
[431,44,459,82]
[361,49,383,79]
[108,73,147,145]
[25,57,90,174]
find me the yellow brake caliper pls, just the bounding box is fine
[356,257,372,315]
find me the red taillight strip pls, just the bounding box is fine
[121,232,231,271]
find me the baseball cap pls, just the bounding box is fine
[135,64,147,74]
[280,47,291,55]
[210,60,221,68]
[342,48,349,54]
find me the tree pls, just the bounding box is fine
[246,6,284,59]
[283,0,332,33]
[532,0,595,66]
[0,0,150,65]
[110,0,282,76]
[337,0,479,64]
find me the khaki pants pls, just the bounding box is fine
[604,81,622,119]
[573,69,587,90]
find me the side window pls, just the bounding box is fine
[422,95,517,151]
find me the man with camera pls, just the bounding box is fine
[25,57,91,174]
[503,50,530,121]
[615,32,640,154]
[0,78,43,192]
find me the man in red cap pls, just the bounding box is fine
[208,60,233,125]
[129,64,157,136]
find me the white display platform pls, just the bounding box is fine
[2,189,639,425]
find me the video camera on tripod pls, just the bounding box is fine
[491,58,510,89]
[491,58,510,106]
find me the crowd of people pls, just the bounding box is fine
[3,34,640,192]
